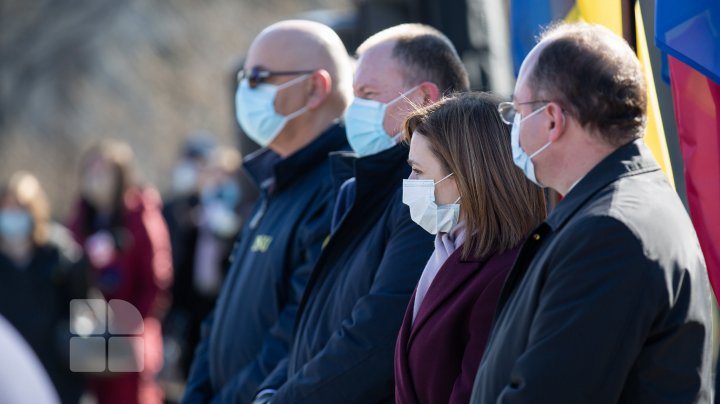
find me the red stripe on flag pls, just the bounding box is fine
[668,56,720,301]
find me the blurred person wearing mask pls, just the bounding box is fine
[69,140,172,404]
[194,146,243,296]
[253,24,470,403]
[394,93,546,404]
[0,171,87,403]
[164,135,215,292]
[470,23,714,403]
[167,146,243,379]
[162,135,215,378]
[181,19,352,404]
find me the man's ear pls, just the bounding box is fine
[306,69,332,109]
[418,81,441,106]
[546,101,566,142]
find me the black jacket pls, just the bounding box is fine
[259,143,434,403]
[182,124,349,404]
[470,140,714,403]
[0,225,87,404]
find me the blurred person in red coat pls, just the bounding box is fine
[395,92,547,404]
[69,140,172,404]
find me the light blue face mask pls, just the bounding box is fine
[0,209,32,241]
[235,74,310,147]
[344,86,419,157]
[511,105,552,186]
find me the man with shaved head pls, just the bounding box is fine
[182,20,352,403]
[470,23,714,403]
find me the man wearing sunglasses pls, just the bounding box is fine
[471,23,714,403]
[253,24,470,403]
[182,19,352,404]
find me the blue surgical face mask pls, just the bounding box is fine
[511,105,552,186]
[0,209,32,241]
[402,173,460,235]
[172,161,199,195]
[235,74,310,147]
[344,86,419,157]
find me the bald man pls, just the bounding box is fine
[181,20,352,404]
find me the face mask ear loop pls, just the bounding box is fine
[275,73,311,91]
[435,172,454,185]
[386,85,421,108]
[278,74,312,120]
[519,103,548,123]
[453,196,461,204]
[284,105,309,121]
[529,140,552,159]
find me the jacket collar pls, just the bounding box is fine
[545,139,661,232]
[243,122,348,194]
[328,142,411,208]
[408,247,519,344]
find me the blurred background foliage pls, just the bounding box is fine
[0,0,354,218]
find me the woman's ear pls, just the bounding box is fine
[306,69,332,109]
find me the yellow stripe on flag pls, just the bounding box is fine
[563,0,623,37]
[564,4,581,23]
[634,1,675,188]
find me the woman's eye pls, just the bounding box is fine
[411,168,422,175]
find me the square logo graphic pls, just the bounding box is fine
[69,299,144,373]
[69,337,106,373]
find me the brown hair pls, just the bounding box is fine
[0,171,51,246]
[404,92,547,259]
[357,23,470,94]
[531,22,646,146]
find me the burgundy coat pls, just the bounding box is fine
[394,244,519,404]
[69,187,172,404]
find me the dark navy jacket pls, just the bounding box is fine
[182,124,349,404]
[259,143,434,403]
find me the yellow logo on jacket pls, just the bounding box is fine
[250,235,273,253]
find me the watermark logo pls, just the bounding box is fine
[69,299,144,372]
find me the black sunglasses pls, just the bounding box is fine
[237,66,315,88]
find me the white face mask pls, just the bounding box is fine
[402,173,460,235]
[510,105,552,186]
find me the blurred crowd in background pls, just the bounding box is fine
[0,136,245,403]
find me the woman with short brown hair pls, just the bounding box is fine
[395,92,547,404]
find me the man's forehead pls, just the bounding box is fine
[245,30,316,71]
[514,40,548,99]
[354,42,403,89]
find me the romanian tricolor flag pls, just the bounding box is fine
[656,0,720,300]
